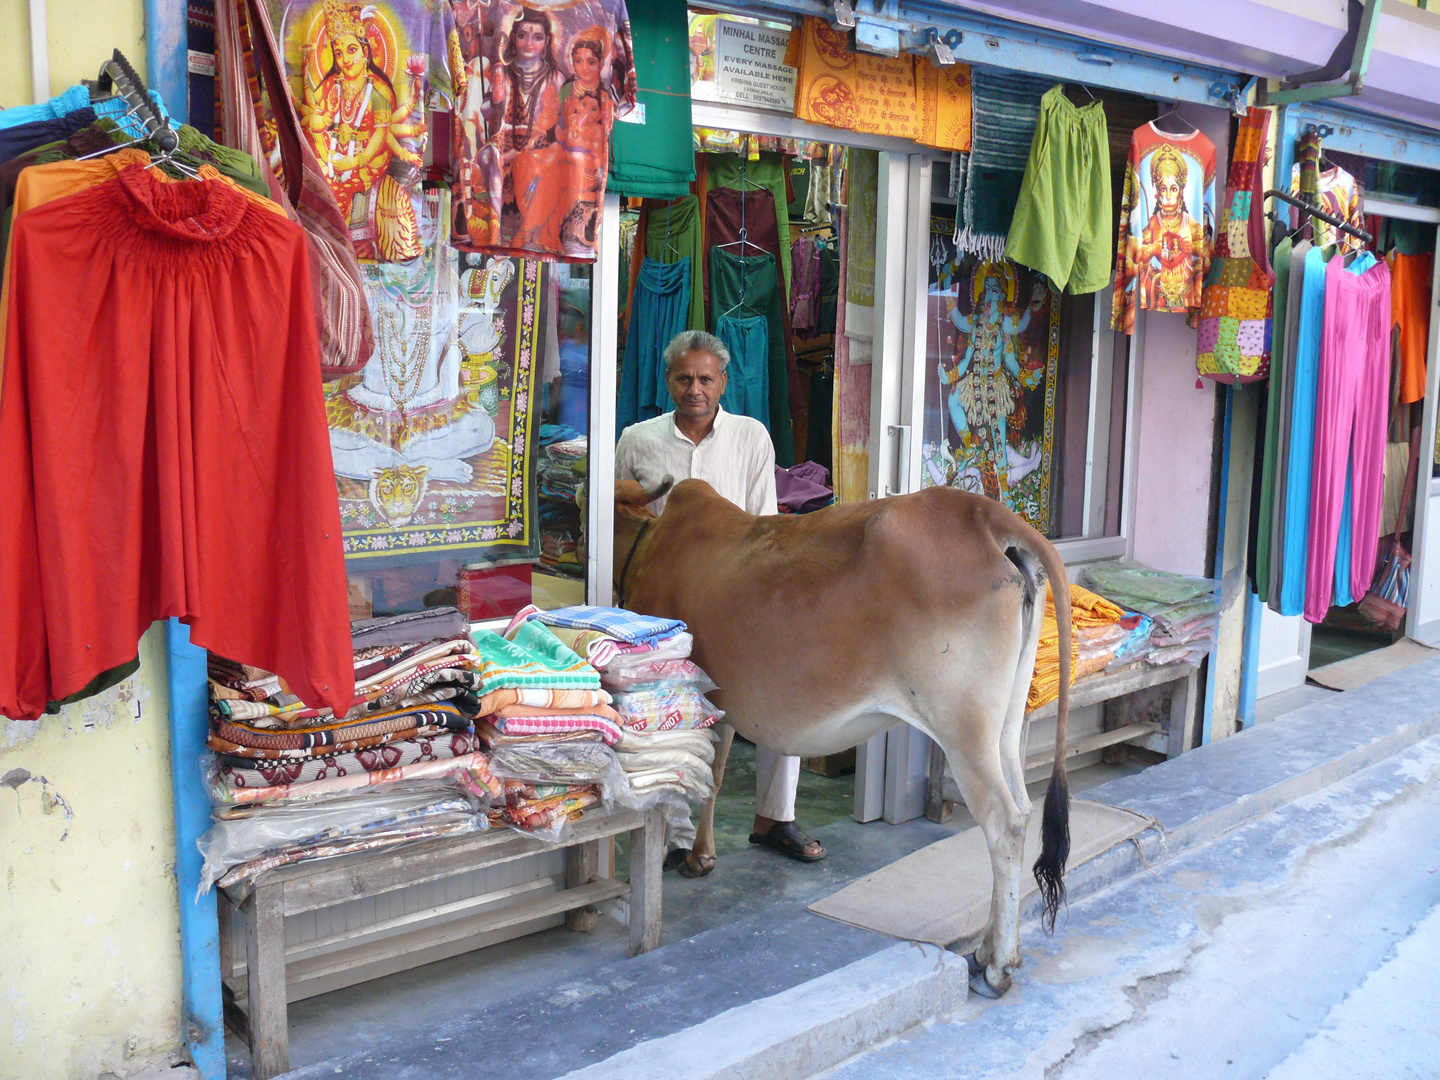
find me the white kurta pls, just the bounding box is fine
[615,407,799,843]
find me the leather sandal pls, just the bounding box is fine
[748,821,826,862]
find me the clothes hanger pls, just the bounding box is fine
[1152,105,1198,135]
[76,50,199,179]
[715,156,767,257]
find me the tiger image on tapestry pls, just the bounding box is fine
[368,463,430,526]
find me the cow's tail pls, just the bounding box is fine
[1029,533,1071,934]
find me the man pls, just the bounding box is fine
[615,330,826,869]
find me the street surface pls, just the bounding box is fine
[815,735,1440,1080]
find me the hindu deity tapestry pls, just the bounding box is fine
[1111,123,1217,334]
[921,211,1060,534]
[447,0,637,261]
[267,0,453,262]
[326,249,544,564]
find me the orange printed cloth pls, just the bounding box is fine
[1027,582,1127,711]
[785,18,970,151]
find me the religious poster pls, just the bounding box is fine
[447,0,637,261]
[269,0,453,262]
[326,250,544,564]
[921,210,1060,534]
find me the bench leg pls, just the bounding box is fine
[565,839,601,932]
[242,883,289,1080]
[628,806,664,956]
[1168,669,1200,757]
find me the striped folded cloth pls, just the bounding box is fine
[488,713,622,746]
[529,605,686,646]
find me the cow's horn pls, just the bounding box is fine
[641,475,674,505]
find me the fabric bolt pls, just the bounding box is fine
[704,186,805,431]
[489,714,622,745]
[608,0,695,198]
[1027,583,1126,711]
[615,408,778,516]
[469,621,601,693]
[1111,122,1218,333]
[716,310,771,425]
[1196,107,1273,383]
[956,70,1050,260]
[0,83,172,141]
[617,257,691,435]
[475,685,611,716]
[1005,85,1112,295]
[529,605,686,645]
[0,165,354,721]
[644,195,705,332]
[350,606,470,650]
[208,723,454,761]
[494,701,622,724]
[0,108,97,165]
[710,245,799,466]
[1305,255,1391,622]
[706,152,793,301]
[214,749,496,804]
[1391,251,1432,405]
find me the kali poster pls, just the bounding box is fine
[922,211,1060,534]
[448,0,637,261]
[326,251,544,563]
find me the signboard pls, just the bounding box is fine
[714,18,796,111]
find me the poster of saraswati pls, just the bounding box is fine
[922,212,1059,535]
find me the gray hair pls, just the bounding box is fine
[663,330,730,374]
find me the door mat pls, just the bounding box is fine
[1307,637,1437,692]
[807,800,1155,948]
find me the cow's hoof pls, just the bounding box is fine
[679,852,716,878]
[965,953,1010,998]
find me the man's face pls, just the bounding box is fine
[515,21,548,62]
[666,350,726,422]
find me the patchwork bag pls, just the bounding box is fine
[1196,108,1273,384]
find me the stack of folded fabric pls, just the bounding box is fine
[1027,582,1130,711]
[470,620,622,836]
[198,608,501,892]
[509,606,722,807]
[538,429,588,579]
[1081,561,1220,667]
[775,461,834,514]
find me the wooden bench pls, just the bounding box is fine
[925,662,1200,822]
[219,804,665,1079]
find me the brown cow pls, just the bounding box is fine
[613,476,1072,998]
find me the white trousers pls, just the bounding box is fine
[668,746,800,852]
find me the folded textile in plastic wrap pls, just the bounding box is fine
[597,633,694,669]
[612,686,723,731]
[601,659,718,694]
[198,786,480,894]
[1080,561,1220,608]
[473,719,603,747]
[1081,561,1219,667]
[491,782,603,838]
[489,740,623,786]
[488,713,623,744]
[1027,583,1127,711]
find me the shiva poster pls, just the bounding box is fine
[448,0,637,260]
[326,249,544,564]
[269,0,454,263]
[922,210,1060,535]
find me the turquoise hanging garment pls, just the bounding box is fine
[617,257,691,434]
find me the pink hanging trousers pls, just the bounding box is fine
[1304,255,1392,622]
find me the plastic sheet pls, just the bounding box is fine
[199,786,481,894]
[601,659,718,694]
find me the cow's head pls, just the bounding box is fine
[614,476,673,606]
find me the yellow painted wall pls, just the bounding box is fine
[0,625,184,1080]
[0,0,146,109]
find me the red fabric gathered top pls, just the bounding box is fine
[0,164,356,720]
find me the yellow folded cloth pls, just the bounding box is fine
[1027,583,1126,711]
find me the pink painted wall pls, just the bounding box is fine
[1128,102,1230,577]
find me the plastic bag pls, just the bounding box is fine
[199,785,480,894]
[601,659,718,695]
[488,740,621,785]
[1081,561,1219,607]
[597,633,694,671]
[490,781,604,842]
[612,687,723,732]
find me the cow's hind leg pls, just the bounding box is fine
[948,737,1027,998]
[683,723,735,878]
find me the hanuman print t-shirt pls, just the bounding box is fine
[1111,121,1217,334]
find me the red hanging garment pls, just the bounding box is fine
[0,165,356,721]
